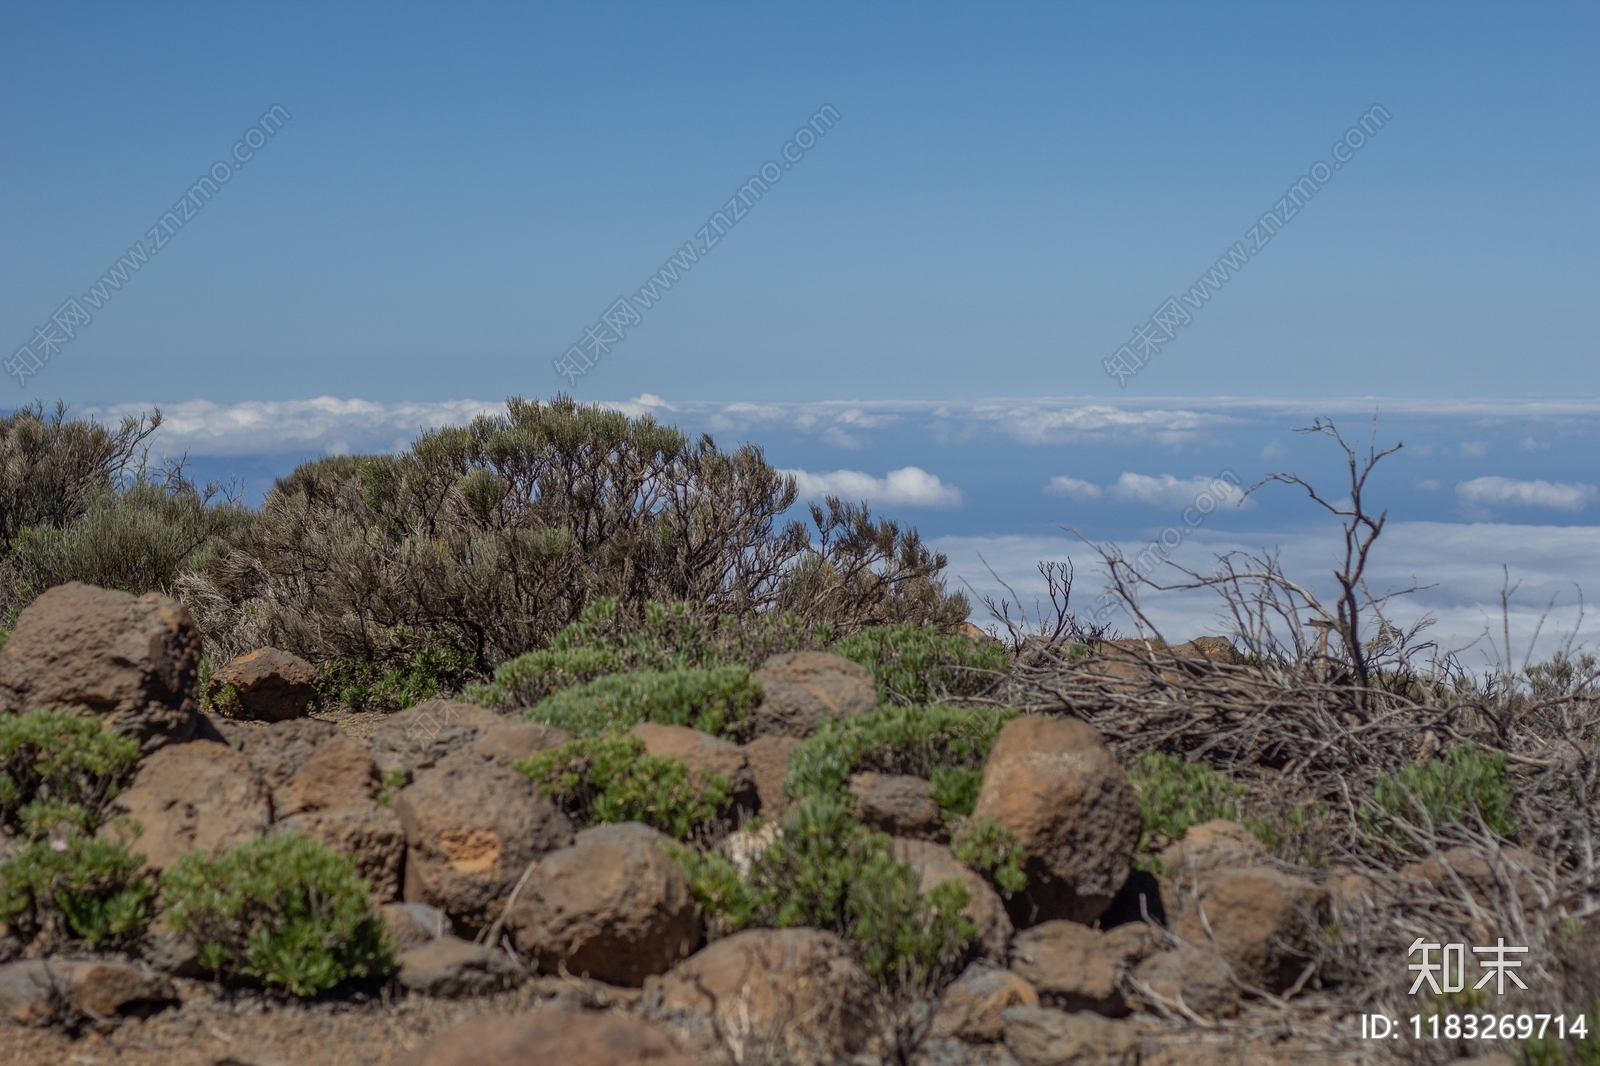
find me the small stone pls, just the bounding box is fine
[750,651,876,738]
[933,963,1040,1042]
[1009,921,1146,1016]
[370,700,506,781]
[99,739,271,873]
[1168,865,1329,993]
[277,805,406,903]
[629,722,758,813]
[893,837,1013,963]
[229,718,341,789]
[1129,942,1239,1021]
[740,735,800,815]
[0,582,202,752]
[381,902,453,952]
[1002,1005,1138,1066]
[395,746,574,932]
[644,928,876,1066]
[469,721,573,767]
[508,822,699,986]
[1157,820,1266,878]
[273,734,383,815]
[971,716,1141,927]
[395,935,521,997]
[208,647,318,722]
[0,959,175,1026]
[851,772,943,839]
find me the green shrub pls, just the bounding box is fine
[520,666,761,740]
[950,816,1028,896]
[516,735,732,840]
[1127,752,1247,858]
[473,596,831,711]
[321,644,474,713]
[783,704,1017,816]
[0,828,153,947]
[673,796,974,990]
[1369,742,1515,840]
[0,709,141,834]
[928,765,985,821]
[158,834,391,997]
[473,644,626,709]
[0,711,153,947]
[832,623,1007,703]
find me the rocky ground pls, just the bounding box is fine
[0,582,1584,1065]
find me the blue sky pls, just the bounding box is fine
[3,2,1597,657]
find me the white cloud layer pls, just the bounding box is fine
[936,521,1600,664]
[65,394,1600,457]
[1108,472,1249,509]
[782,466,964,508]
[1046,472,1251,509]
[1045,476,1103,500]
[1456,477,1597,512]
[81,397,501,456]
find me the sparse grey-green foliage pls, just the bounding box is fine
[672,796,975,991]
[191,395,963,685]
[783,703,1017,820]
[774,498,972,634]
[515,734,733,840]
[1368,742,1515,841]
[158,834,392,997]
[1127,752,1247,858]
[6,479,252,606]
[833,623,1007,703]
[519,665,762,740]
[0,403,162,561]
[1525,650,1600,699]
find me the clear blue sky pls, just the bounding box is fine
[3,1,1596,405]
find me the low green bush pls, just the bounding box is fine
[0,828,153,947]
[516,735,732,840]
[1128,752,1247,859]
[673,796,974,991]
[322,644,475,713]
[950,816,1028,896]
[1369,742,1515,841]
[158,834,392,997]
[832,623,1007,703]
[519,665,761,740]
[0,709,141,834]
[0,710,153,947]
[928,765,985,820]
[783,704,1017,820]
[473,596,828,711]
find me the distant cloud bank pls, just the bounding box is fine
[1047,472,1251,509]
[70,393,1600,459]
[1457,476,1597,512]
[81,397,501,456]
[782,466,963,508]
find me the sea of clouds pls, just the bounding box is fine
[78,393,1599,662]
